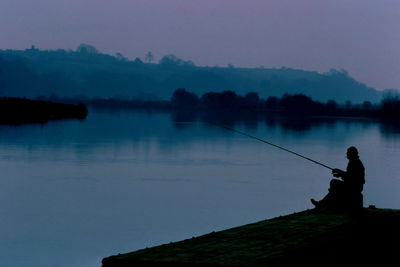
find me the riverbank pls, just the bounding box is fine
[102,207,400,266]
[0,97,88,124]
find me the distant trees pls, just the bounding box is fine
[265,96,279,111]
[325,68,349,76]
[200,92,220,109]
[145,51,154,63]
[345,100,352,109]
[244,92,260,109]
[115,52,128,61]
[172,89,260,110]
[76,43,99,54]
[171,88,199,109]
[326,99,338,111]
[362,101,373,110]
[381,93,400,117]
[244,92,260,103]
[201,90,240,109]
[169,89,385,118]
[0,47,380,103]
[279,94,324,114]
[132,57,143,64]
[0,55,80,98]
[28,45,38,51]
[159,54,195,67]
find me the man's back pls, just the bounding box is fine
[345,158,365,192]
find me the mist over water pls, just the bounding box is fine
[0,110,399,267]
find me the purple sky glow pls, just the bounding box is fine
[1,0,399,90]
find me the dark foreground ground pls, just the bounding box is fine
[102,207,400,267]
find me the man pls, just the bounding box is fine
[311,146,365,210]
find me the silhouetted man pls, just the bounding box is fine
[311,146,365,210]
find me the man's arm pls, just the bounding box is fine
[332,168,346,180]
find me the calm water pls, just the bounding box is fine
[0,110,399,267]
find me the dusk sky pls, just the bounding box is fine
[1,0,399,90]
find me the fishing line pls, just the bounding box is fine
[206,121,333,170]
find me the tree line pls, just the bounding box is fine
[170,88,383,116]
[38,88,400,120]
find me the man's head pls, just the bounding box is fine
[346,146,359,160]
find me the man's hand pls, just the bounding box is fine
[332,168,345,178]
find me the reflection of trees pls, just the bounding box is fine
[264,116,321,132]
[378,93,400,137]
[379,120,400,135]
[171,110,198,125]
[381,93,400,118]
[170,109,352,133]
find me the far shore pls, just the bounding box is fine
[38,91,400,124]
[0,97,88,124]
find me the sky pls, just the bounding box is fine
[0,0,399,90]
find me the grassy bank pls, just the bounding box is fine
[102,208,400,266]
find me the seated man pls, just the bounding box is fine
[311,146,365,211]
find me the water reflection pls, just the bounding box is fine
[1,110,400,154]
[0,109,400,267]
[379,120,400,135]
[171,109,385,136]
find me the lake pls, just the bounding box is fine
[0,110,399,267]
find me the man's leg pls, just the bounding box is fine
[311,179,344,209]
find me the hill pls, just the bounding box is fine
[0,46,380,103]
[102,207,400,267]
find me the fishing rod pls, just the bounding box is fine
[206,121,334,171]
